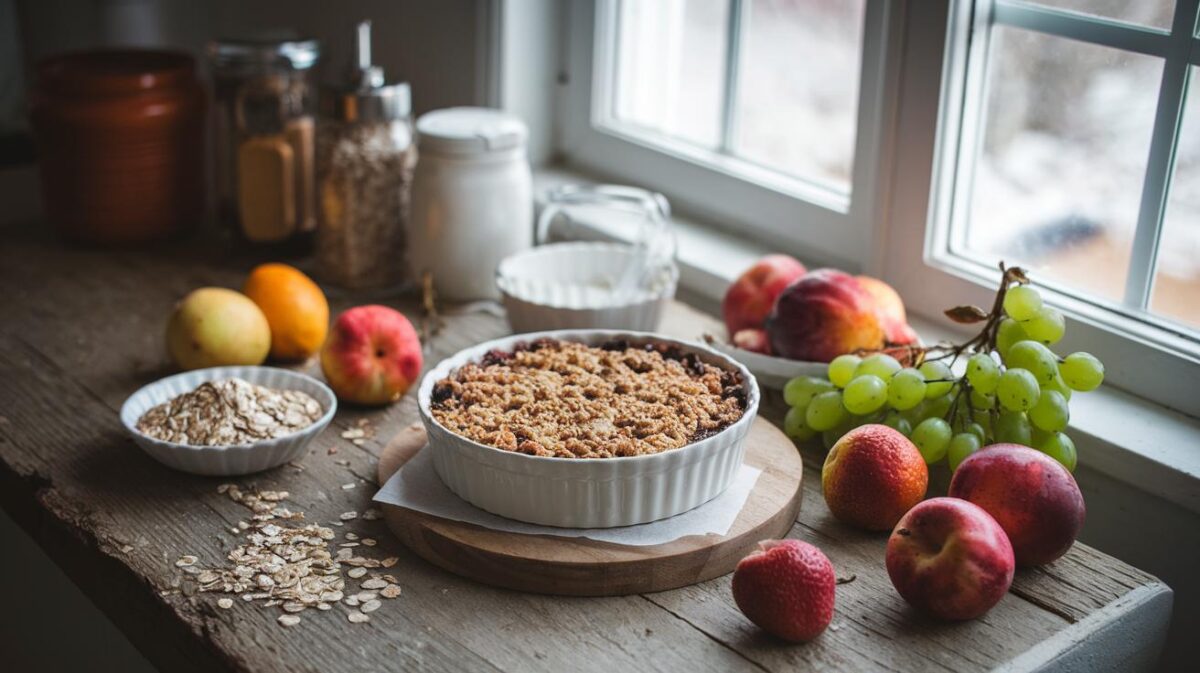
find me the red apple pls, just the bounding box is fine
[886,498,1015,620]
[732,328,771,354]
[732,539,835,642]
[857,275,918,345]
[949,443,1086,566]
[765,269,884,362]
[320,305,423,405]
[722,255,807,336]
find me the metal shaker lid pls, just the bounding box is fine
[321,20,411,123]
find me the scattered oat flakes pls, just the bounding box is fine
[361,578,388,590]
[348,567,367,579]
[340,511,358,521]
[361,599,382,613]
[217,598,233,609]
[362,538,377,547]
[347,611,369,624]
[335,459,351,466]
[345,532,359,541]
[355,591,377,602]
[341,483,356,490]
[344,596,360,607]
[380,585,401,599]
[340,542,360,548]
[176,555,198,567]
[381,557,398,568]
[278,614,301,627]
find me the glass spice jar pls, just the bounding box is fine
[208,36,319,248]
[315,21,415,289]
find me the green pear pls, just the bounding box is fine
[166,287,271,370]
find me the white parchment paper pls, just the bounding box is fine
[372,446,762,547]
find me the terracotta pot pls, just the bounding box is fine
[29,49,206,244]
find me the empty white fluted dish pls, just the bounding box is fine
[120,366,337,476]
[496,242,678,333]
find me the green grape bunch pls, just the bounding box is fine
[781,264,1104,474]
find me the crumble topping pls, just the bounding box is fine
[430,339,747,458]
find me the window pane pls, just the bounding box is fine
[957,26,1161,306]
[1152,69,1200,329]
[1028,0,1174,28]
[612,0,729,148]
[733,0,864,191]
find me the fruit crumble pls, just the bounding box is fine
[430,339,748,458]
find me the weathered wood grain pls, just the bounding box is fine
[0,222,1171,672]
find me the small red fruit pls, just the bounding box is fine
[731,539,835,642]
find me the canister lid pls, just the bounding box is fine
[416,107,528,155]
[208,35,320,71]
[36,49,197,96]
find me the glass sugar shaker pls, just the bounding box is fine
[315,20,415,289]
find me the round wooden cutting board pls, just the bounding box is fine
[376,418,804,596]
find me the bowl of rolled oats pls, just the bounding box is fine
[121,366,336,475]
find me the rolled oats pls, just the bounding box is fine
[176,485,399,628]
[136,378,323,446]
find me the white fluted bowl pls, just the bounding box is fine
[496,242,678,333]
[418,330,760,528]
[120,366,336,476]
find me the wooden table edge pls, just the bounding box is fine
[994,582,1174,673]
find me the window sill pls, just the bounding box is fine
[536,164,1200,515]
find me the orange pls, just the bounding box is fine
[242,263,329,361]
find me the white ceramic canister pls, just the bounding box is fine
[409,107,533,301]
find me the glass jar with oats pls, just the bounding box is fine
[315,21,415,289]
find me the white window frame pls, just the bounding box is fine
[555,0,1200,418]
[884,0,1200,418]
[558,0,897,271]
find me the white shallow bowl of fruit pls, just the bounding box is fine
[707,256,920,389]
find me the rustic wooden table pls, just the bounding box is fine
[0,225,1173,673]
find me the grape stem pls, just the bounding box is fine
[894,262,1027,432]
[916,262,1027,368]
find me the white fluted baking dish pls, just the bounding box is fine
[120,366,336,476]
[417,330,760,528]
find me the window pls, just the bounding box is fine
[608,0,866,192]
[948,0,1200,333]
[891,0,1200,416]
[560,0,893,267]
[560,0,1200,416]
